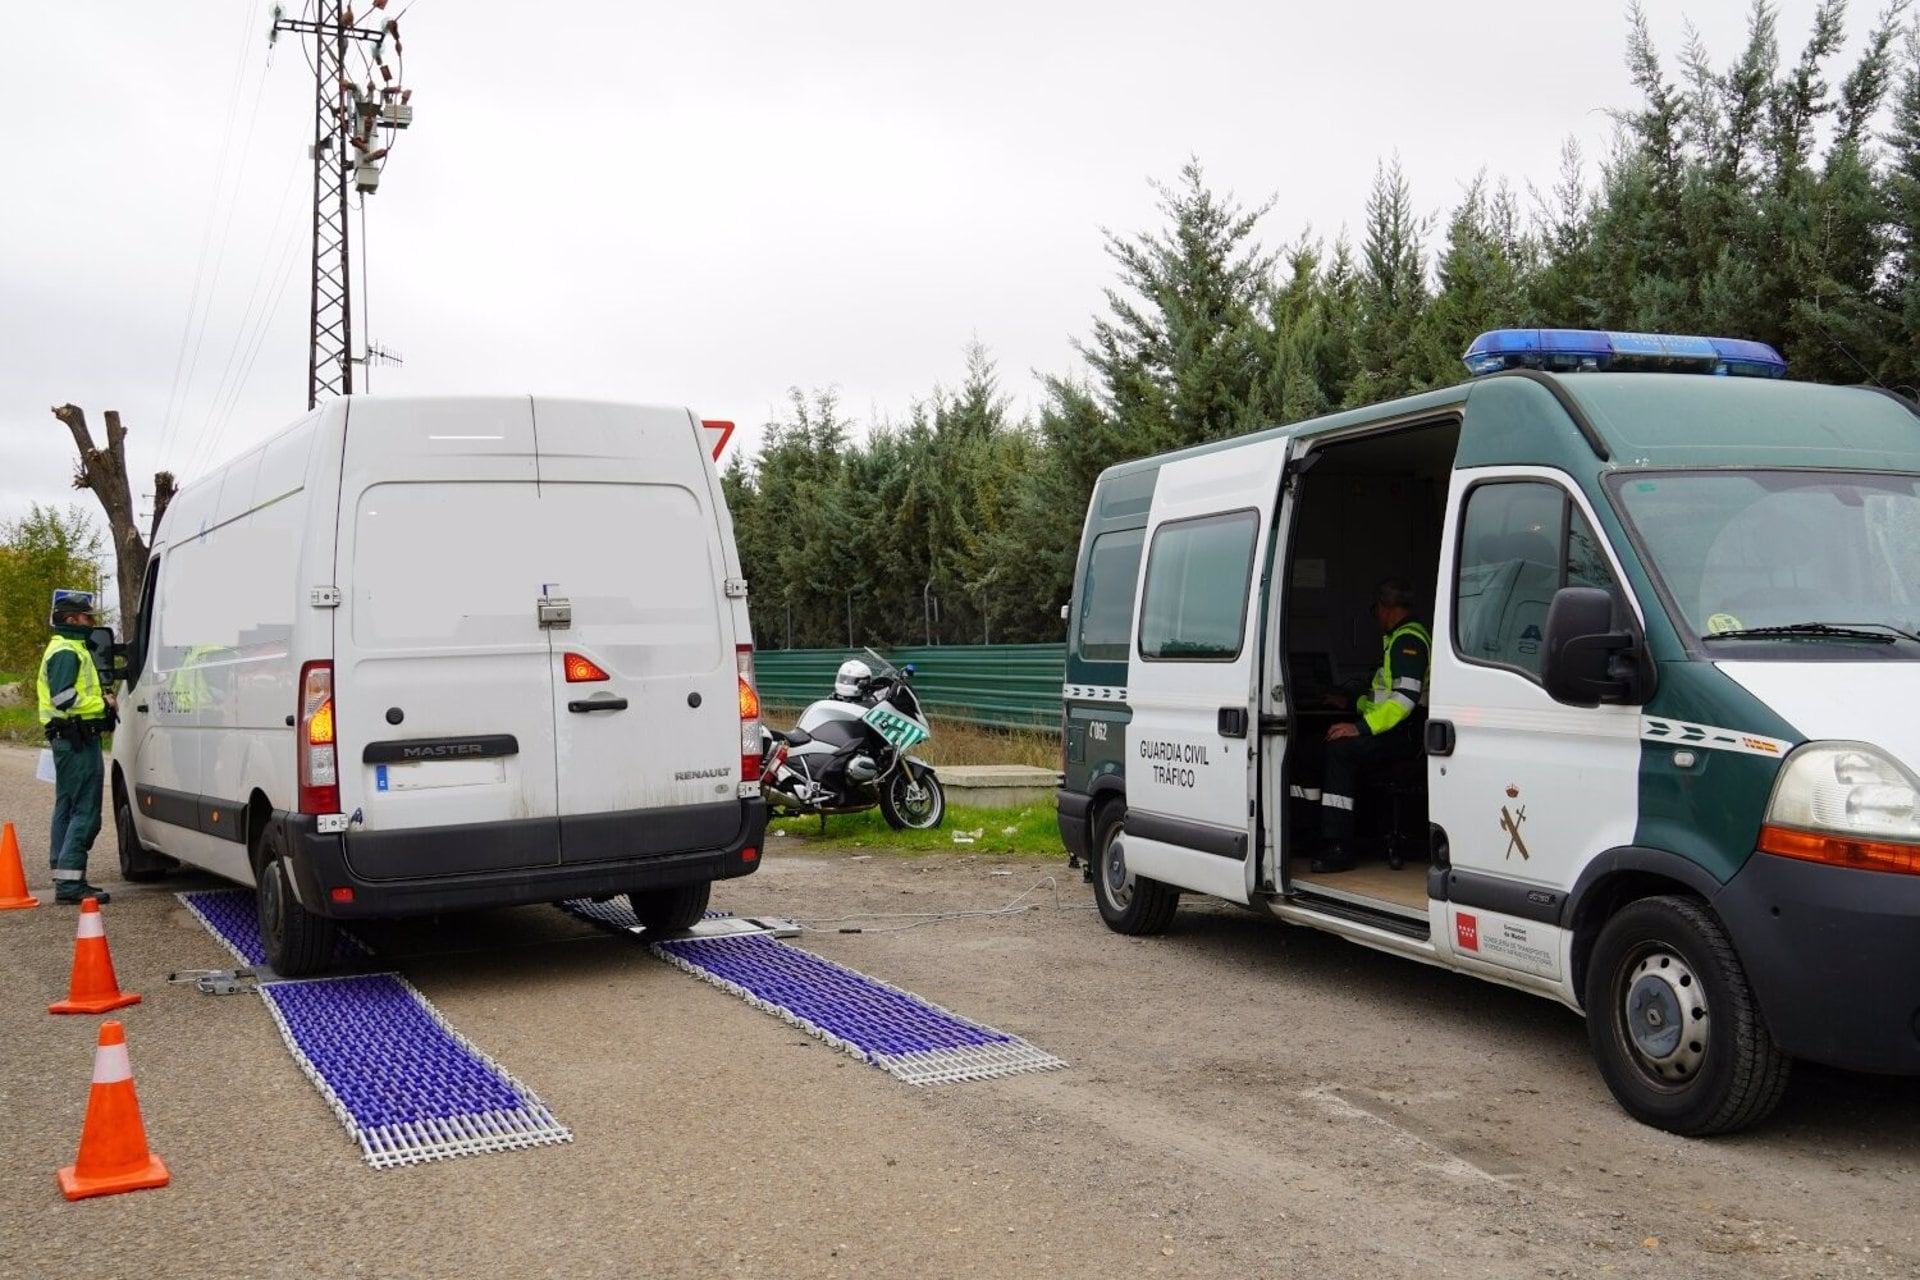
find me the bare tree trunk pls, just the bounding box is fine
[51,404,175,628]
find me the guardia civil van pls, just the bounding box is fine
[1056,330,1920,1134]
[111,396,768,976]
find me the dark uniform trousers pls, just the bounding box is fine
[1299,721,1422,845]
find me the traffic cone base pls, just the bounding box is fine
[48,897,140,1015]
[0,821,37,910]
[57,1021,168,1201]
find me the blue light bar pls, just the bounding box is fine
[1462,329,1787,379]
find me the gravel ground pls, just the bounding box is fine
[1,744,1916,1279]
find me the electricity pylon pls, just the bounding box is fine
[270,2,413,409]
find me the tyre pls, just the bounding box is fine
[1090,802,1178,936]
[113,780,174,882]
[879,766,945,830]
[257,827,338,977]
[1584,895,1791,1136]
[627,880,712,934]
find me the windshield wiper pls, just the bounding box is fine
[1704,622,1897,643]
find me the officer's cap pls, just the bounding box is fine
[50,589,97,622]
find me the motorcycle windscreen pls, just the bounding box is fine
[546,481,741,862]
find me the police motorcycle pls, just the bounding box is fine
[758,649,946,830]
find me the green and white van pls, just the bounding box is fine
[1055,330,1920,1135]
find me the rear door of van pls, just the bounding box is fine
[527,399,744,864]
[330,399,565,877]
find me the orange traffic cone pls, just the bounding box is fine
[57,1020,169,1201]
[0,822,36,910]
[48,897,140,1015]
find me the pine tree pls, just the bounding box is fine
[1079,159,1278,453]
[1345,158,1438,405]
[1883,18,1920,394]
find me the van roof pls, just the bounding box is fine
[1550,373,1920,469]
[1090,373,1920,504]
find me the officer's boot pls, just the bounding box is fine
[1310,843,1356,874]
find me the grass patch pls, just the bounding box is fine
[763,705,1057,770]
[0,703,41,744]
[767,802,1065,857]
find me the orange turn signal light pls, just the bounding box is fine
[564,653,610,683]
[1757,824,1920,876]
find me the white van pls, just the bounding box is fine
[1056,330,1920,1135]
[111,396,767,975]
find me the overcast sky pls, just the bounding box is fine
[1,1,1897,557]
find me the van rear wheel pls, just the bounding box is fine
[1091,802,1178,935]
[258,828,338,977]
[1584,895,1790,1136]
[627,880,712,934]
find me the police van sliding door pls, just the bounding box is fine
[1123,438,1290,904]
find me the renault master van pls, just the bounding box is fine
[112,396,767,975]
[1056,330,1920,1134]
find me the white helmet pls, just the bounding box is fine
[833,659,872,700]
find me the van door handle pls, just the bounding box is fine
[135,704,149,714]
[1425,718,1456,756]
[1217,707,1249,738]
[568,697,629,713]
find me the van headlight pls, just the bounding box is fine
[1760,742,1920,875]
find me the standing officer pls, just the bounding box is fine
[1311,579,1430,874]
[38,589,117,904]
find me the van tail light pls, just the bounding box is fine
[297,660,340,815]
[737,644,761,783]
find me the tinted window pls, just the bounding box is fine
[1077,529,1144,662]
[1455,481,1617,678]
[1139,511,1258,662]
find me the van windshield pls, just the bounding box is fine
[1612,471,1920,649]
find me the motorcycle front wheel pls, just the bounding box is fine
[880,768,945,830]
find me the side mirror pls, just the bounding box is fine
[1541,587,1654,707]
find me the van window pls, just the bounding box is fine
[1138,511,1258,662]
[1455,481,1617,679]
[1613,470,1920,641]
[1077,529,1144,662]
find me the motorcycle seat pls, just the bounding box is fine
[780,727,814,747]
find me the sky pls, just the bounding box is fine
[1,0,1901,562]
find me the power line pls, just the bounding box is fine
[156,1,261,466]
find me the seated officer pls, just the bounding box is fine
[1309,579,1430,874]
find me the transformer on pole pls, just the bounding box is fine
[270,2,413,410]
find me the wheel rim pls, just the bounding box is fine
[1619,947,1710,1085]
[892,774,940,827]
[1102,828,1133,909]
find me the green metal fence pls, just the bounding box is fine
[754,644,1065,732]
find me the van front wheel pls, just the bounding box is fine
[1091,803,1178,936]
[258,829,338,977]
[113,781,174,882]
[1584,895,1790,1136]
[627,880,712,934]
